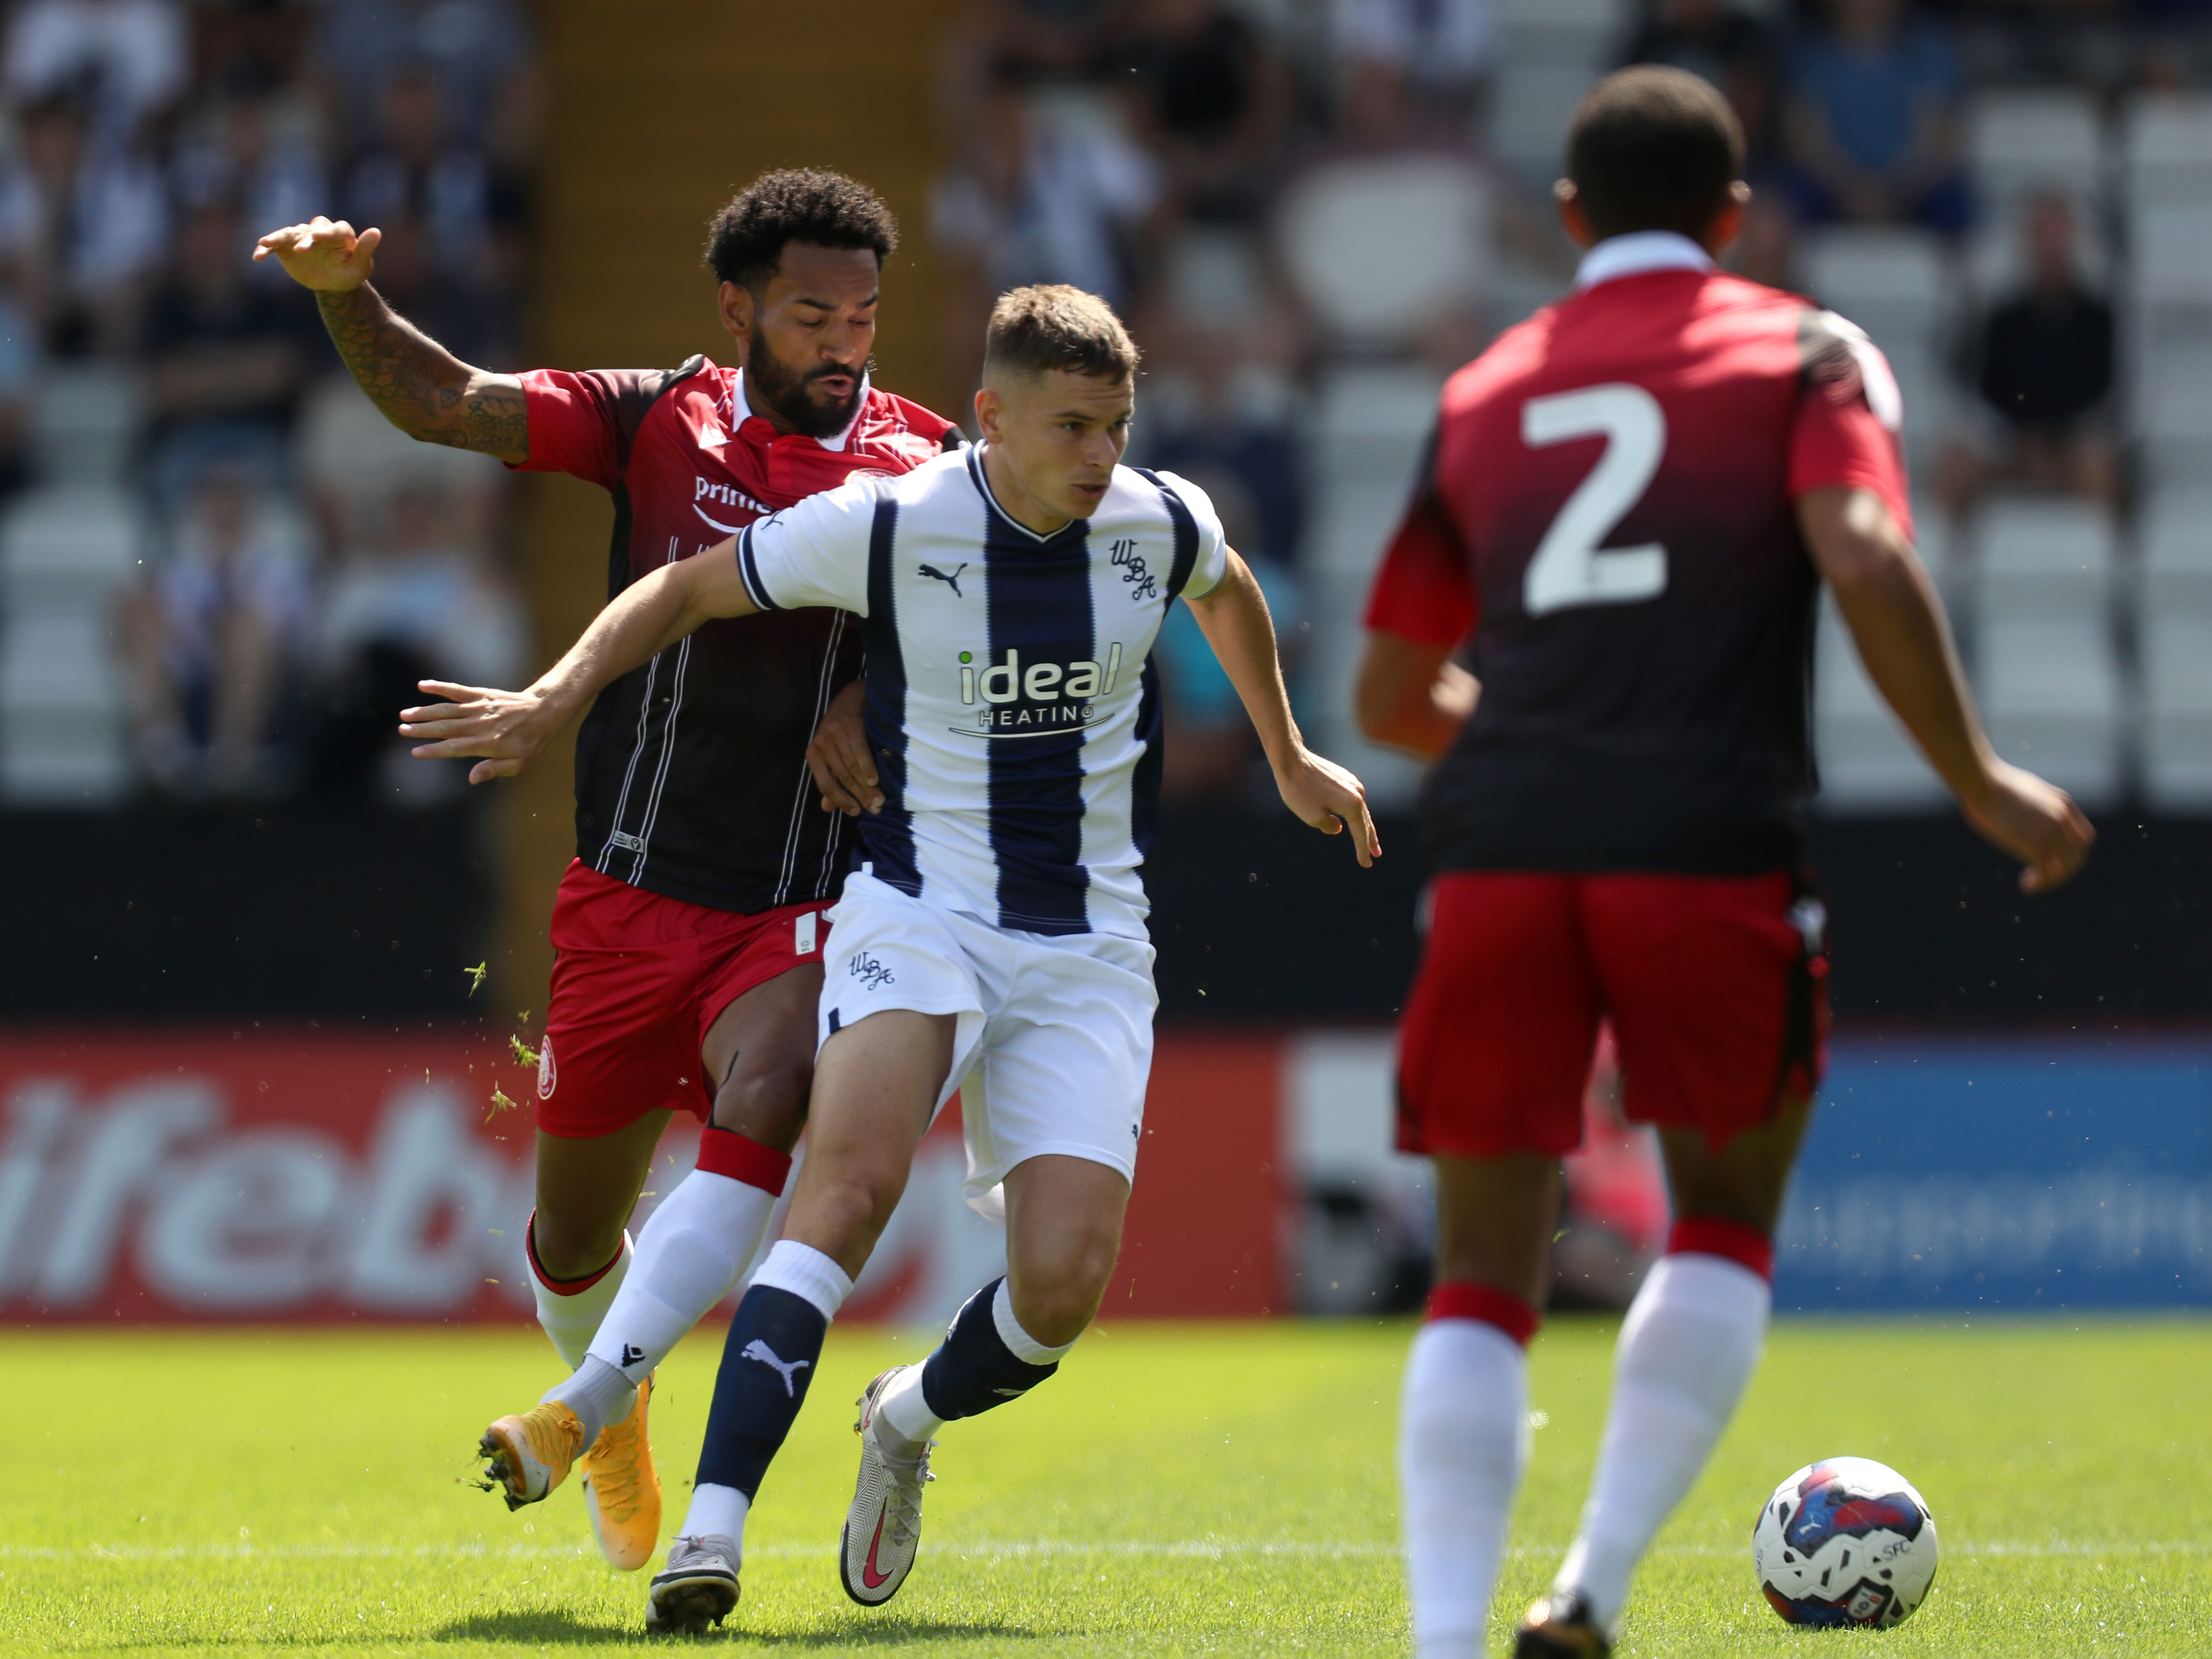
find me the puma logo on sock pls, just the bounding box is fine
[741,1339,812,1397]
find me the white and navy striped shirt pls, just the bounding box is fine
[736,445,1230,940]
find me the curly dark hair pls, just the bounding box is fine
[705,168,900,292]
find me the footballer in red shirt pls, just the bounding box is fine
[259,171,957,1570]
[1353,71,2092,1659]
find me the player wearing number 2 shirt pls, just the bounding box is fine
[1356,70,2092,1659]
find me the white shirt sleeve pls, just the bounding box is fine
[1155,468,1232,600]
[734,475,881,615]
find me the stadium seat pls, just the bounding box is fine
[2139,487,2212,611]
[2129,202,2212,307]
[1801,228,1954,469]
[1275,155,1494,350]
[1486,62,1601,188]
[1814,592,1948,809]
[1975,615,2123,804]
[29,364,145,486]
[1161,224,1266,327]
[0,484,144,804]
[1494,0,1626,67]
[0,485,147,604]
[2122,96,2212,203]
[2141,615,2212,808]
[0,603,130,803]
[1966,91,2106,210]
[1304,363,1441,509]
[1970,497,2116,616]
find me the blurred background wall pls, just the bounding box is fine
[0,0,2208,1327]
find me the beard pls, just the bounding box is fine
[747,337,866,438]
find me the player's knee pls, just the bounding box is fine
[710,1056,811,1152]
[803,1161,908,1259]
[529,1204,625,1282]
[1010,1229,1120,1347]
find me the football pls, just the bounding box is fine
[1751,1456,1939,1629]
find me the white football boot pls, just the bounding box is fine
[839,1367,936,1606]
[645,1532,740,1635]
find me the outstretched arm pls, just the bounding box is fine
[253,216,527,462]
[399,537,758,782]
[1183,550,1380,867]
[1799,485,2093,892]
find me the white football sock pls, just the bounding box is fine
[581,1168,780,1384]
[873,1362,942,1457]
[1552,1253,1771,1629]
[1400,1317,1530,1659]
[992,1277,1077,1363]
[527,1218,631,1372]
[680,1482,751,1552]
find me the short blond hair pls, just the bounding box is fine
[983,284,1140,383]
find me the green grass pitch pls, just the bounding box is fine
[6,1317,2208,1656]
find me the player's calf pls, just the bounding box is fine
[1539,1217,1773,1640]
[1402,1280,1542,1659]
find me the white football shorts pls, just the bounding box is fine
[818,869,1158,1215]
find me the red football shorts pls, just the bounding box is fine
[538,861,829,1139]
[1396,870,1828,1159]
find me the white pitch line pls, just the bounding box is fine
[2,1539,2207,1566]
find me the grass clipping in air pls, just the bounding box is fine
[2,1320,2207,1655]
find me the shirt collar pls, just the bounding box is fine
[1572,230,1714,291]
[731,367,872,452]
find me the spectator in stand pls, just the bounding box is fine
[310,481,524,803]
[1137,302,1301,573]
[941,0,1116,107]
[1939,191,2116,518]
[345,64,493,282]
[197,0,313,103]
[341,62,523,361]
[1271,52,1503,366]
[932,62,1159,397]
[0,91,168,354]
[1331,0,1495,131]
[313,0,539,163]
[173,78,329,267]
[1116,0,1289,223]
[1782,0,1970,235]
[141,195,322,505]
[4,0,186,149]
[120,465,309,795]
[1623,0,1784,175]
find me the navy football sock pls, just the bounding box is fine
[695,1284,827,1499]
[919,1276,1062,1421]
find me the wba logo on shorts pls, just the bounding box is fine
[537,1037,557,1100]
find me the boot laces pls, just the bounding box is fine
[879,1440,935,1551]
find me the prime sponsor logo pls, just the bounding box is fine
[953,645,1122,737]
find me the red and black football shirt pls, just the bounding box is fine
[1364,236,1910,875]
[514,359,959,913]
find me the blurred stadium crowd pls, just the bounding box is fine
[0,0,533,808]
[9,0,2212,823]
[935,0,2212,815]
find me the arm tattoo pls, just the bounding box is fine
[316,284,527,461]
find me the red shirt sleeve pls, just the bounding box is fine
[1362,478,1478,649]
[510,368,658,491]
[1787,340,1914,543]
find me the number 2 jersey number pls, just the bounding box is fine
[1520,383,1669,618]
